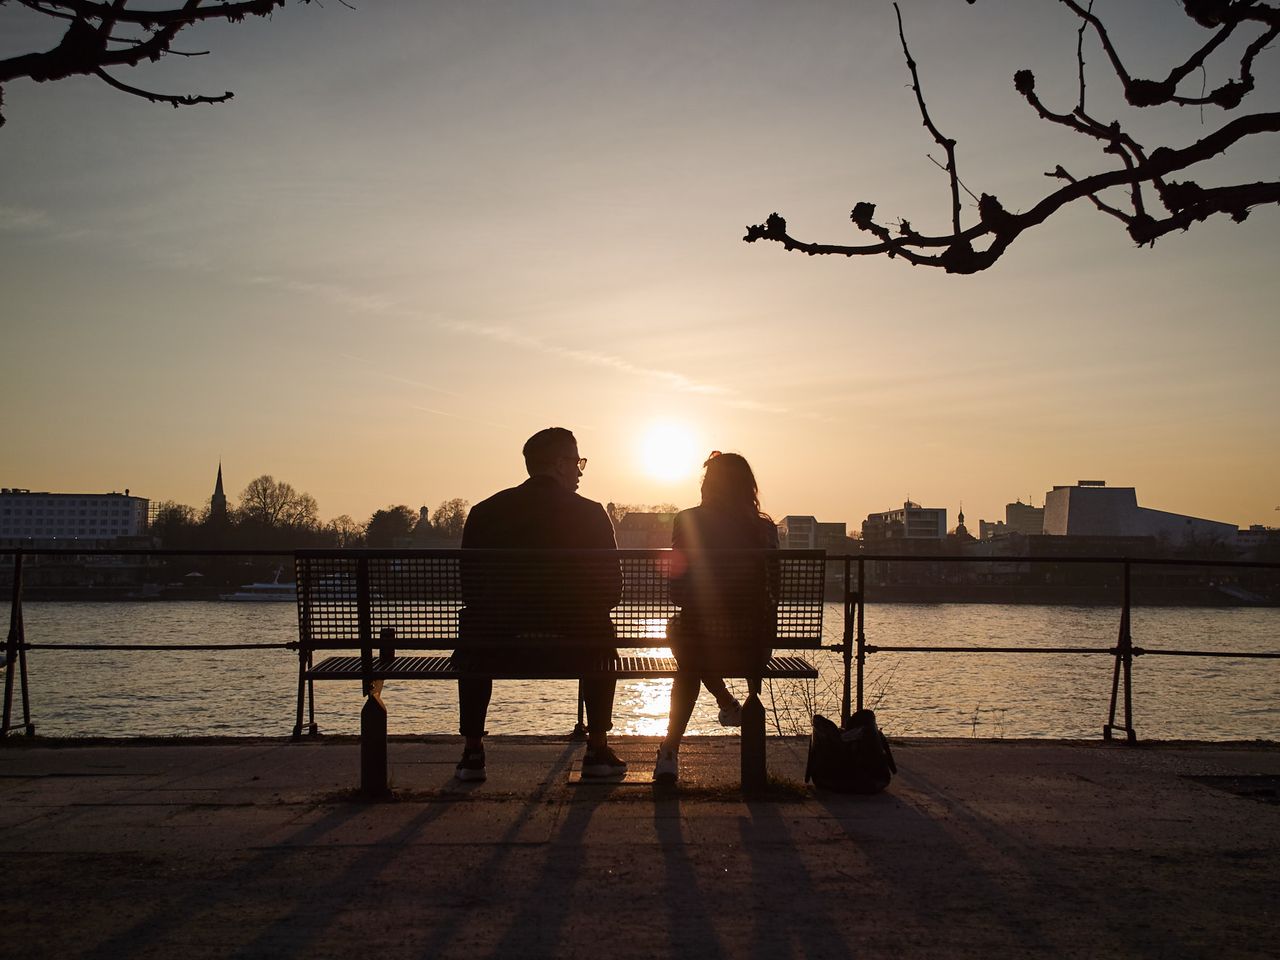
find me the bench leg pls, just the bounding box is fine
[741,676,767,793]
[307,671,318,736]
[570,682,588,741]
[292,651,307,739]
[360,690,391,800]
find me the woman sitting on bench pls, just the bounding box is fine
[653,451,778,784]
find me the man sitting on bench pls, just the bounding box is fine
[454,426,627,782]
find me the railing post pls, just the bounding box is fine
[3,549,34,738]
[3,550,20,736]
[293,555,310,739]
[1104,559,1138,744]
[855,556,866,714]
[841,557,853,724]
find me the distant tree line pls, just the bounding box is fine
[149,475,470,550]
[608,503,679,524]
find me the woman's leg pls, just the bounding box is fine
[664,671,702,743]
[457,677,492,749]
[700,676,739,710]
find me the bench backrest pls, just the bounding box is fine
[295,548,826,652]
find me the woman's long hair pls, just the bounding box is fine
[700,452,771,522]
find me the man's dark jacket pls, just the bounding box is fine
[458,476,621,652]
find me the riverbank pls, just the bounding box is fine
[1,736,1276,959]
[14,583,1280,605]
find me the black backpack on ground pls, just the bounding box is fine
[804,710,897,794]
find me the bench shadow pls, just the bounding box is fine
[236,741,583,960]
[472,780,624,958]
[407,741,582,959]
[477,782,738,957]
[79,799,405,960]
[78,741,579,960]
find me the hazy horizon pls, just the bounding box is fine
[2,1,1276,530]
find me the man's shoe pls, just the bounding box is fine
[581,744,627,780]
[455,748,486,782]
[652,744,679,784]
[717,700,743,728]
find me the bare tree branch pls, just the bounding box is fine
[747,109,1280,273]
[746,1,1280,274]
[0,0,319,127]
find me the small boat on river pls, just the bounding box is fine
[220,568,296,602]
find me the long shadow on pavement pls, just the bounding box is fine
[409,741,582,959]
[655,793,729,959]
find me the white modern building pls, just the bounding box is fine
[1041,481,1236,545]
[777,515,847,550]
[0,488,149,546]
[863,501,947,540]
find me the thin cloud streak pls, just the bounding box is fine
[0,205,50,229]
[6,212,794,418]
[0,203,222,274]
[335,353,463,398]
[431,318,794,416]
[247,275,400,317]
[245,271,795,416]
[409,404,513,431]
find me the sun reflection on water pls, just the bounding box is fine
[615,678,675,737]
[614,645,673,736]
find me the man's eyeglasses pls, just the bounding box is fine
[563,457,588,472]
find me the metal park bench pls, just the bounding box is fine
[292,548,827,794]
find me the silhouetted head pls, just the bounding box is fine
[700,451,765,519]
[523,427,584,492]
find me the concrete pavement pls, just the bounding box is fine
[1,735,1277,959]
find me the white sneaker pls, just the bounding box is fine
[653,744,679,784]
[454,748,486,782]
[717,701,743,727]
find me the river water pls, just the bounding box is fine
[4,602,1277,741]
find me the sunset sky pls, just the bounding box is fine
[2,1,1277,531]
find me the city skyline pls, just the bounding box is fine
[3,467,1266,537]
[2,2,1276,530]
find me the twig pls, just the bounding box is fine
[94,67,232,106]
[894,2,963,235]
[1049,164,1133,225]
[1075,0,1090,112]
[928,154,979,203]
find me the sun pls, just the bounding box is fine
[638,421,700,483]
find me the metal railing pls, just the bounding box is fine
[3,547,300,736]
[845,553,1280,743]
[4,547,1279,741]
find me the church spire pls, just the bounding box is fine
[210,461,228,522]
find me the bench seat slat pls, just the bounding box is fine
[308,653,817,681]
